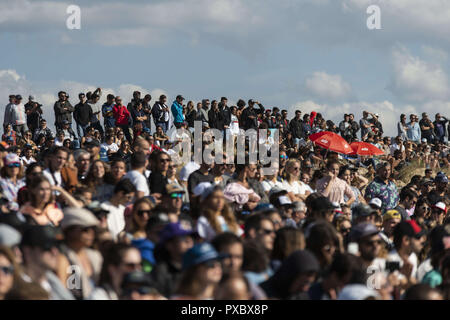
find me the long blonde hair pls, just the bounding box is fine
[202,193,239,234]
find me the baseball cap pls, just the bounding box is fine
[383,209,401,222]
[193,182,213,197]
[0,224,22,247]
[176,95,185,101]
[268,186,287,198]
[369,198,382,209]
[350,223,379,242]
[182,243,220,270]
[352,204,377,220]
[62,120,69,125]
[435,173,448,184]
[60,207,100,230]
[421,138,428,143]
[86,201,110,217]
[15,95,22,100]
[4,153,20,166]
[20,225,58,250]
[158,222,195,245]
[29,95,35,101]
[394,220,426,240]
[433,202,447,214]
[179,162,200,182]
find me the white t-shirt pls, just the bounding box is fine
[261,180,283,193]
[21,156,36,166]
[101,142,119,153]
[197,215,243,242]
[179,161,201,182]
[124,170,149,196]
[102,201,126,240]
[43,168,63,187]
[281,179,310,196]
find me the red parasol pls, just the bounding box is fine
[350,141,384,156]
[309,131,353,154]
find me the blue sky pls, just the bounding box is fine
[1,0,450,135]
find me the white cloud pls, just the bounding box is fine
[305,72,352,102]
[421,45,448,63]
[389,46,449,102]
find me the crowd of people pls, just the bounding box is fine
[0,88,449,300]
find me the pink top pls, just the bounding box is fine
[316,177,354,204]
[224,182,261,205]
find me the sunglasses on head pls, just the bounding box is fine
[7,163,20,168]
[170,193,183,199]
[0,265,14,275]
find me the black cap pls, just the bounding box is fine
[176,95,185,101]
[350,223,379,242]
[352,204,376,219]
[15,95,22,100]
[393,221,426,240]
[20,225,58,250]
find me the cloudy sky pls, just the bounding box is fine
[1,0,450,135]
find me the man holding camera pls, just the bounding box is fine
[54,91,74,131]
[419,113,435,144]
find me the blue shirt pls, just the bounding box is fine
[407,122,421,142]
[171,101,184,123]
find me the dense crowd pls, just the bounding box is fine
[0,89,449,300]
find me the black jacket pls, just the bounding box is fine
[54,100,74,125]
[289,118,303,139]
[73,102,93,126]
[241,104,265,130]
[208,108,224,130]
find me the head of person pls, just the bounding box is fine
[0,245,22,300]
[214,271,251,300]
[115,96,123,105]
[27,175,54,208]
[162,184,185,214]
[334,215,352,239]
[382,210,401,237]
[109,159,126,182]
[113,178,137,206]
[351,223,382,263]
[20,225,59,272]
[263,250,320,299]
[291,201,307,224]
[285,159,301,180]
[177,243,222,298]
[87,160,108,183]
[338,166,352,185]
[399,188,418,210]
[309,196,336,223]
[244,214,276,252]
[98,243,142,292]
[39,119,47,129]
[61,208,100,249]
[271,227,305,262]
[211,232,244,273]
[85,140,100,158]
[376,162,391,181]
[352,204,377,225]
[434,173,448,192]
[159,95,167,104]
[120,271,161,300]
[393,220,427,255]
[130,197,155,233]
[327,160,340,177]
[305,221,339,269]
[130,151,147,171]
[414,197,431,219]
[152,151,171,173]
[431,202,447,225]
[75,149,91,174]
[1,154,23,179]
[157,222,195,265]
[175,95,184,105]
[403,284,443,300]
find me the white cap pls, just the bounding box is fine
[179,161,201,182]
[0,224,21,247]
[433,202,447,213]
[193,182,213,198]
[369,198,382,209]
[278,196,292,205]
[421,138,427,143]
[61,208,100,230]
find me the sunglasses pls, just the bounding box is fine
[123,262,141,270]
[160,158,170,163]
[137,210,151,217]
[7,163,20,168]
[260,228,275,235]
[340,228,351,234]
[81,226,95,232]
[170,193,183,199]
[0,265,14,275]
[280,155,288,160]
